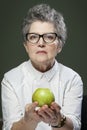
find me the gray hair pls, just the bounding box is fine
[22,4,67,46]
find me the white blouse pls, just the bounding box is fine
[1,60,83,130]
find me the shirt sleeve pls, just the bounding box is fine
[1,75,23,130]
[61,74,83,130]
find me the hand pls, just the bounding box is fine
[37,102,61,126]
[50,102,62,126]
[24,102,41,124]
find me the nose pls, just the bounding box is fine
[38,37,45,46]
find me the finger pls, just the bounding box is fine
[50,102,61,113]
[41,105,56,119]
[38,110,51,124]
[25,102,38,113]
[38,105,55,122]
[38,105,51,120]
[38,106,48,118]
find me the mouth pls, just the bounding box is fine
[36,51,47,54]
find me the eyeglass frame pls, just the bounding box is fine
[25,32,61,44]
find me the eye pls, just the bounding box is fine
[47,34,54,40]
[44,34,56,42]
[29,34,38,40]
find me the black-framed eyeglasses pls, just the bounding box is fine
[25,33,59,44]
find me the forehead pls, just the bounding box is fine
[29,21,56,33]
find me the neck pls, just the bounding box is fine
[31,60,55,72]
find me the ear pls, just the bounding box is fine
[57,46,62,54]
[23,43,28,53]
[57,40,63,54]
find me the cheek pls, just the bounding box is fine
[24,44,36,58]
[48,45,58,55]
[28,48,36,57]
[25,44,35,53]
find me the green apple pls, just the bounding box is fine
[32,88,55,107]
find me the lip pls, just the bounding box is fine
[36,51,47,54]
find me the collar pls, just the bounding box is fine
[27,60,59,82]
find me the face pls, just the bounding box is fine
[24,21,62,66]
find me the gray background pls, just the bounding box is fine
[0,0,87,117]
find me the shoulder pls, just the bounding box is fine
[3,61,29,86]
[56,62,83,96]
[58,62,83,83]
[59,63,78,75]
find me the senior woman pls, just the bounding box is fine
[1,3,83,130]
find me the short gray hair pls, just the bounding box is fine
[22,4,67,45]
